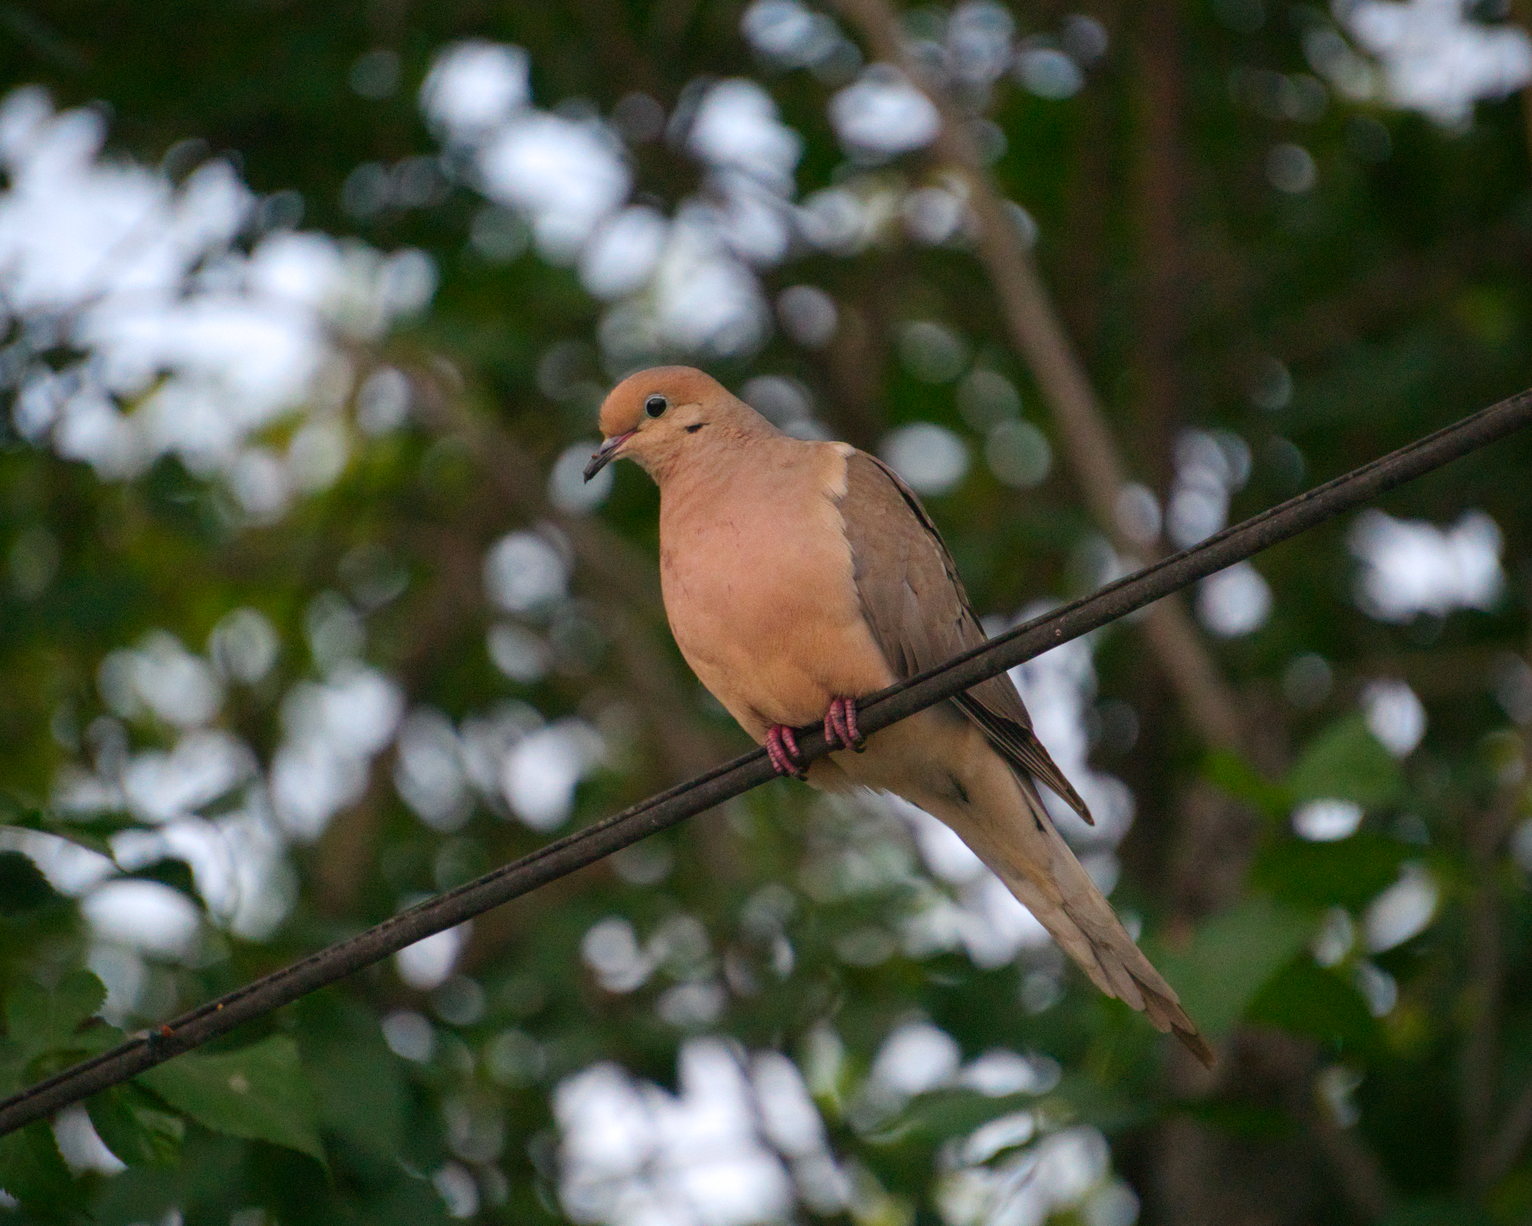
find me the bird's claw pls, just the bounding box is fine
[767,699,863,779]
[765,724,808,779]
[824,696,866,752]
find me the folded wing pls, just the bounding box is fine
[836,450,1093,825]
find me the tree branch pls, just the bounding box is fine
[1464,687,1532,1192]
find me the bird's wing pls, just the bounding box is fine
[836,450,1093,825]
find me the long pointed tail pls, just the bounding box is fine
[998,843,1213,1067]
[931,779,1213,1067]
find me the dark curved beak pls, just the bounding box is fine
[583,430,634,482]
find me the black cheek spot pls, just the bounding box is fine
[684,422,707,434]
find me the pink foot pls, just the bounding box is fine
[824,696,866,752]
[765,724,807,779]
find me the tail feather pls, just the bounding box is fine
[1000,853,1213,1067]
[832,710,1213,1066]
[930,774,1214,1069]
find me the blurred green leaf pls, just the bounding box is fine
[0,1120,83,1212]
[0,850,63,915]
[885,1088,1035,1145]
[1183,1099,1293,1140]
[1156,899,1316,1040]
[1381,1199,1496,1226]
[139,1037,324,1164]
[1288,715,1404,809]
[0,794,50,831]
[1203,748,1292,819]
[0,793,139,857]
[4,969,106,1065]
[0,1037,21,1096]
[353,1171,457,1226]
[193,784,251,820]
[89,1084,186,1168]
[124,857,202,908]
[297,998,407,1157]
[1049,1072,1155,1134]
[1251,832,1412,910]
[1246,958,1378,1052]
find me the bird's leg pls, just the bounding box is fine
[764,724,808,779]
[766,698,863,778]
[824,696,866,752]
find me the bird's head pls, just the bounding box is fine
[584,366,761,483]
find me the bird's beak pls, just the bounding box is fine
[583,431,634,482]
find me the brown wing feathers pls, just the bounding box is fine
[837,452,1094,826]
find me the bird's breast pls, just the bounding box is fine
[656,445,895,734]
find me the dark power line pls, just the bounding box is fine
[2,386,1530,1137]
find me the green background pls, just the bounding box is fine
[3,1,1532,1223]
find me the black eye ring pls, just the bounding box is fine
[644,395,668,418]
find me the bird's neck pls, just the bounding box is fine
[648,416,785,495]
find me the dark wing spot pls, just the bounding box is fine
[946,772,971,805]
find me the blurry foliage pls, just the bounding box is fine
[1,0,1532,1223]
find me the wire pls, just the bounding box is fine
[2,385,1529,1137]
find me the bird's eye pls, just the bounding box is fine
[644,395,668,418]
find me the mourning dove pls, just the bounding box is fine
[585,366,1212,1066]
